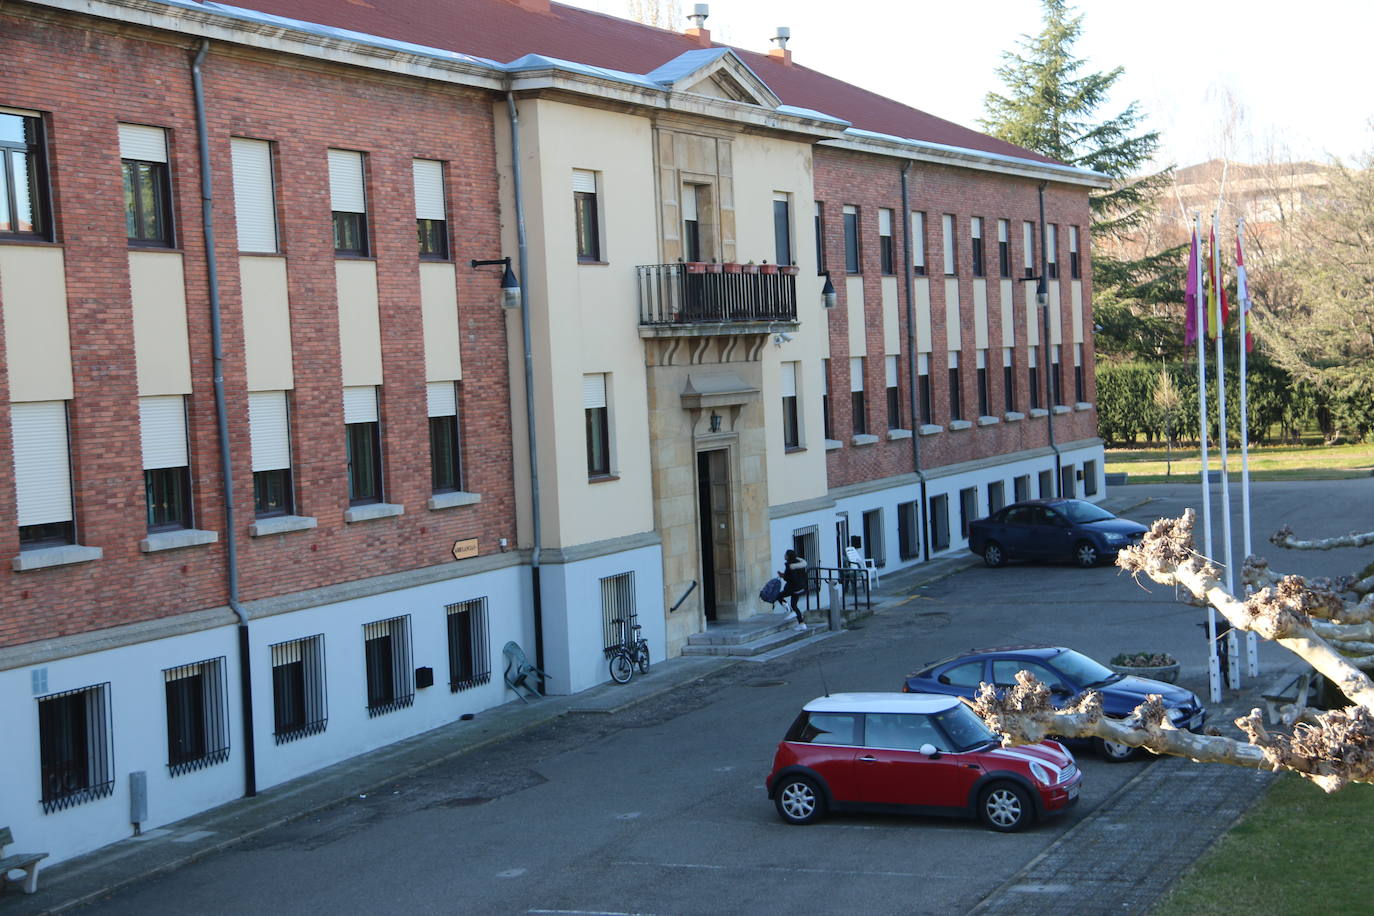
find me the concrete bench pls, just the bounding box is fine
[1262,669,1314,725]
[0,826,48,895]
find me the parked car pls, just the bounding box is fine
[903,646,1207,761]
[967,498,1149,568]
[766,692,1081,832]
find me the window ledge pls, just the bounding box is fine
[249,515,318,537]
[977,415,1000,427]
[1030,408,1049,418]
[886,428,913,441]
[1075,401,1094,412]
[141,529,218,553]
[851,433,879,446]
[13,544,103,572]
[344,503,405,523]
[918,424,943,436]
[783,445,807,454]
[1053,405,1072,415]
[578,259,610,267]
[948,420,973,431]
[429,491,482,510]
[1004,411,1025,422]
[824,438,843,451]
[588,474,620,484]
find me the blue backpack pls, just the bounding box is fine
[759,576,784,604]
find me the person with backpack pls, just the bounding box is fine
[778,549,809,631]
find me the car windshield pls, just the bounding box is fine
[1059,500,1117,524]
[1053,648,1119,688]
[932,703,998,751]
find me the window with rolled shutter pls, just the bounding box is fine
[11,401,74,544]
[583,373,610,476]
[231,138,277,253]
[427,381,462,493]
[328,149,368,255]
[140,396,191,530]
[249,391,293,517]
[413,159,448,259]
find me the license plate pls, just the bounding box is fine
[1068,785,1079,800]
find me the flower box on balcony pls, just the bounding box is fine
[741,263,759,274]
[759,263,779,275]
[780,265,800,276]
[722,262,742,274]
[705,262,723,274]
[685,261,708,274]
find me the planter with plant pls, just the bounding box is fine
[1109,652,1180,683]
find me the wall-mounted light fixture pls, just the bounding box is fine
[821,270,837,309]
[709,411,722,433]
[470,256,521,309]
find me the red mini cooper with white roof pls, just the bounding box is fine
[766,693,1081,832]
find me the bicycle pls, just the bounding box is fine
[608,616,650,684]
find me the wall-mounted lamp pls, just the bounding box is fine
[821,270,837,309]
[773,331,793,346]
[470,256,522,310]
[708,411,722,433]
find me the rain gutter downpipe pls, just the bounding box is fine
[192,39,256,797]
[506,91,545,682]
[1037,182,1062,494]
[899,163,930,562]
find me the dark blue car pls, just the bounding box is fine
[967,498,1148,568]
[902,646,1206,761]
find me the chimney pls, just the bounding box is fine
[768,26,792,65]
[685,3,711,47]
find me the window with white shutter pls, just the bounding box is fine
[139,396,191,530]
[584,373,610,476]
[249,391,293,517]
[328,149,368,256]
[573,170,600,261]
[780,362,799,449]
[231,138,277,253]
[413,159,448,259]
[427,381,463,493]
[849,357,866,436]
[885,355,901,430]
[11,401,75,547]
[120,124,172,245]
[343,386,382,504]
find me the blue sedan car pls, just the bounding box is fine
[903,646,1206,761]
[967,498,1148,568]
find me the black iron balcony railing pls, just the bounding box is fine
[638,263,798,326]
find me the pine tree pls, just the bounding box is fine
[981,0,1179,359]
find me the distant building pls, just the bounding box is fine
[0,0,1106,866]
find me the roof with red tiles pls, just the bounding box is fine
[208,0,1059,166]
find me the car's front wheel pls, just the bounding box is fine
[774,775,826,825]
[1096,736,1143,762]
[983,541,1006,568]
[1074,541,1099,568]
[978,781,1033,832]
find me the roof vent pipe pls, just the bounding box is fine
[685,4,711,46]
[768,26,792,64]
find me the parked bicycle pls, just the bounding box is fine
[608,616,650,684]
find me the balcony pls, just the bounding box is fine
[637,263,798,334]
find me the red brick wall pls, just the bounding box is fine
[0,11,515,647]
[813,147,1098,488]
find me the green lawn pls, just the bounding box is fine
[1154,774,1374,914]
[1106,442,1374,484]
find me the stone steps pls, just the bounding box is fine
[681,612,819,657]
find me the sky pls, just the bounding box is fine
[563,0,1374,169]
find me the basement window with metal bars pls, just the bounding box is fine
[38,683,114,813]
[447,598,492,692]
[600,572,636,657]
[164,657,230,776]
[364,615,414,717]
[271,635,328,744]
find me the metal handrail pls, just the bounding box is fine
[637,263,798,325]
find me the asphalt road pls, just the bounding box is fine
[79,478,1372,915]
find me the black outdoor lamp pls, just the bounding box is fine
[470,256,521,309]
[821,270,837,309]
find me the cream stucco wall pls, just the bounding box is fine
[420,261,462,381]
[0,246,73,402]
[336,259,383,387]
[129,250,192,396]
[1000,278,1015,348]
[239,255,295,392]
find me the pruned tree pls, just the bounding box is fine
[972,509,1374,792]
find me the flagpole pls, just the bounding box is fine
[1194,213,1220,703]
[1236,218,1259,676]
[1211,213,1239,689]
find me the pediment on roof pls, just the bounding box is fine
[646,49,781,109]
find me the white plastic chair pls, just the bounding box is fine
[844,545,879,588]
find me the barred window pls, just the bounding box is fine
[600,572,636,656]
[271,635,327,744]
[38,683,114,814]
[364,615,413,717]
[447,599,492,692]
[164,657,230,776]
